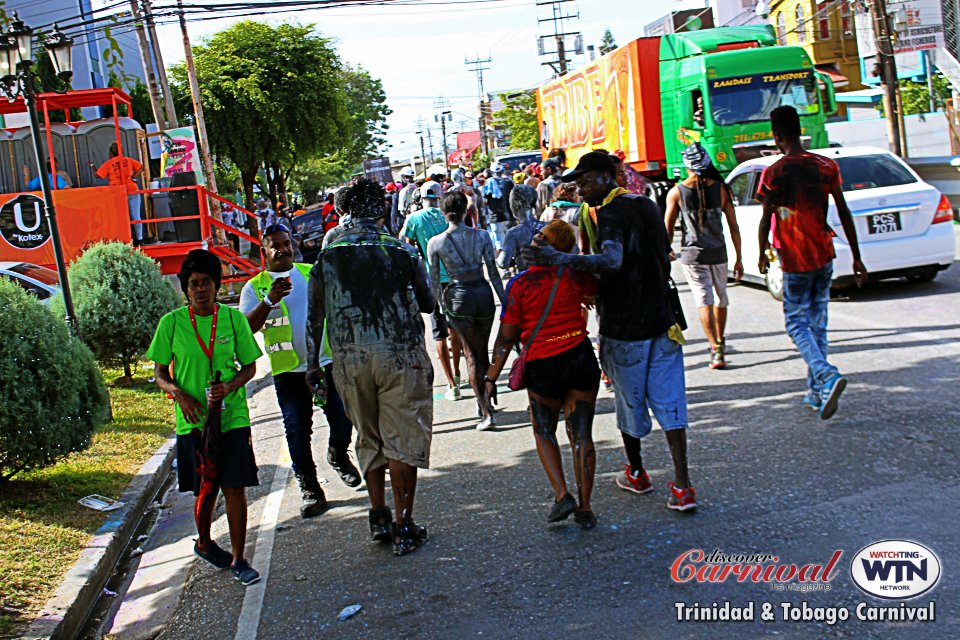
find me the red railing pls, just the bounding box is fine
[134,184,265,282]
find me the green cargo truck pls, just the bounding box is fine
[537,25,836,203]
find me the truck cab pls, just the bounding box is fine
[659,26,835,179]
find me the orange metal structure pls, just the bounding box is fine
[0,87,262,281]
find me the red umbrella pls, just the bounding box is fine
[195,372,223,545]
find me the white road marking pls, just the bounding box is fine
[234,446,291,640]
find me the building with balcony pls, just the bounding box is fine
[769,0,862,91]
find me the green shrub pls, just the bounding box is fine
[0,279,110,479]
[66,242,181,378]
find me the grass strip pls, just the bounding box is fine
[0,366,173,637]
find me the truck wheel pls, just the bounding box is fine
[765,261,784,301]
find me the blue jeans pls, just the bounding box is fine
[273,368,353,477]
[599,333,688,438]
[782,263,839,397]
[127,193,143,241]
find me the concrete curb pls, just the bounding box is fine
[21,438,177,640]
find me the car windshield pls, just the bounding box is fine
[9,263,59,285]
[835,154,918,191]
[709,71,820,126]
[497,153,543,174]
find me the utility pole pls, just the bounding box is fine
[869,0,905,156]
[427,128,436,169]
[129,0,166,127]
[416,115,428,178]
[536,0,581,76]
[143,0,177,127]
[178,0,222,231]
[465,56,492,155]
[435,97,452,174]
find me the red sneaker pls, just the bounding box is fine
[667,482,697,512]
[615,464,653,494]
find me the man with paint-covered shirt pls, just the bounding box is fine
[307,179,437,557]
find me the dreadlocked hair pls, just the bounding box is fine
[347,178,386,220]
[691,165,731,231]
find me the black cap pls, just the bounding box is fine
[560,151,616,182]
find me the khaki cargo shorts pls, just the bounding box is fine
[331,346,434,475]
[681,263,729,308]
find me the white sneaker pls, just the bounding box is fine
[444,386,461,401]
[476,414,495,431]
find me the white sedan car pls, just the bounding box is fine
[0,262,61,303]
[724,146,955,299]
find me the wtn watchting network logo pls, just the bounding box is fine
[849,540,942,600]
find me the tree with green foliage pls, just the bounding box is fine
[599,28,617,55]
[288,65,392,190]
[492,91,539,151]
[0,279,109,480]
[900,73,952,115]
[63,243,181,380]
[169,21,351,208]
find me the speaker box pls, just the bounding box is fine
[169,172,201,242]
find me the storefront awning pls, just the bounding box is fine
[816,65,850,89]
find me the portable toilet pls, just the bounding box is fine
[12,123,79,192]
[74,117,143,188]
[0,129,16,193]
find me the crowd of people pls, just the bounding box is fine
[146,105,868,586]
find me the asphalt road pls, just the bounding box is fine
[117,231,959,640]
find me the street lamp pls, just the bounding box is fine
[0,17,79,335]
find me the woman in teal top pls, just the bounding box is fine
[147,249,263,586]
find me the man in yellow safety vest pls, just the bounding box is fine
[240,223,361,518]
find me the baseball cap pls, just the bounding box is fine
[560,151,617,182]
[420,183,442,199]
[541,157,560,171]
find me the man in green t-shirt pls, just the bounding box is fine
[147,250,263,586]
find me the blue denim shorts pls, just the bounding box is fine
[599,333,688,438]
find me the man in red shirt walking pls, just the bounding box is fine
[757,106,867,419]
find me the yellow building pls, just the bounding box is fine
[770,0,863,91]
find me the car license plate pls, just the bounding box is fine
[867,212,901,234]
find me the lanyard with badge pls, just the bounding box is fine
[189,304,224,409]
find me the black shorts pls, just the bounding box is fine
[176,426,259,495]
[430,305,449,341]
[525,338,601,400]
[443,279,496,322]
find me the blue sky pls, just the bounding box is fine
[154,0,710,163]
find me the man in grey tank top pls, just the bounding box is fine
[664,144,743,369]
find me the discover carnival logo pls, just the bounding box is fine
[850,540,941,600]
[670,548,842,587]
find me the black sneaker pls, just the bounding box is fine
[547,493,577,523]
[369,507,393,543]
[194,540,232,569]
[392,520,428,556]
[327,447,362,488]
[295,473,328,518]
[574,510,598,529]
[231,559,260,586]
